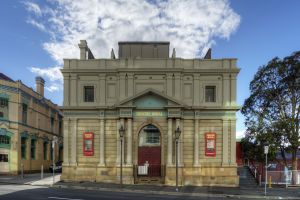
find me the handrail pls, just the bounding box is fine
[248,161,262,185]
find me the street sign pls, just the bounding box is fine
[264,146,269,154]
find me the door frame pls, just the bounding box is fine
[134,119,165,168]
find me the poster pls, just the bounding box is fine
[205,132,216,157]
[83,132,94,156]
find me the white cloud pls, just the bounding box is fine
[23,1,42,16]
[30,66,63,82]
[24,0,240,93]
[236,130,246,139]
[26,19,46,32]
[45,83,61,92]
[29,67,63,93]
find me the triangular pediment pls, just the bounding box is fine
[116,88,186,108]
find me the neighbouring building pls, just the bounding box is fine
[61,40,240,186]
[0,73,63,174]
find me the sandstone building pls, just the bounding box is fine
[61,40,240,186]
[0,73,63,174]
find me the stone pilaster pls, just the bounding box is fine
[127,74,134,97]
[167,118,173,166]
[70,75,77,106]
[99,74,106,106]
[230,119,237,165]
[70,118,77,166]
[194,118,199,166]
[193,74,200,106]
[98,119,105,166]
[63,118,69,166]
[126,118,132,165]
[166,73,173,97]
[174,74,181,99]
[63,74,70,106]
[223,74,230,107]
[222,119,229,166]
[119,74,126,100]
[230,74,237,106]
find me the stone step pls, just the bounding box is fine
[238,167,258,188]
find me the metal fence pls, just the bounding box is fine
[266,170,300,186]
[248,162,300,187]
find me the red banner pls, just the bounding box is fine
[205,132,216,157]
[83,132,94,156]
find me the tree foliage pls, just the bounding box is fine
[241,51,300,170]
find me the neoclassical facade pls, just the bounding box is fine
[0,73,63,174]
[61,41,240,186]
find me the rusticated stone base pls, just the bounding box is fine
[61,165,238,187]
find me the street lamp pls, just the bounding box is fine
[119,125,125,186]
[264,142,269,196]
[175,126,181,192]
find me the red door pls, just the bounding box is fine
[138,146,161,177]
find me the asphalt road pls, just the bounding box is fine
[0,184,257,200]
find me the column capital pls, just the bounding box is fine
[70,74,78,80]
[193,74,200,80]
[98,74,106,80]
[223,73,230,79]
[168,108,182,118]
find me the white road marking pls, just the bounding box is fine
[48,197,84,200]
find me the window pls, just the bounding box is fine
[51,117,54,132]
[0,154,8,162]
[205,86,216,102]
[0,135,10,144]
[21,138,27,159]
[22,104,28,124]
[146,132,160,144]
[30,139,36,160]
[139,125,160,146]
[84,86,94,102]
[43,141,48,160]
[0,97,8,119]
[58,118,62,136]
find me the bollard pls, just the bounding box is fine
[254,169,257,178]
[41,165,44,179]
[259,174,262,186]
[21,163,24,179]
[269,175,272,188]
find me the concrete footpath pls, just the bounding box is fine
[0,173,61,186]
[1,174,300,199]
[54,181,300,200]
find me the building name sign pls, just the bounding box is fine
[134,111,167,117]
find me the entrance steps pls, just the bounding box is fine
[238,166,259,188]
[135,177,163,184]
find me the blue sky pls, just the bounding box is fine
[0,0,299,138]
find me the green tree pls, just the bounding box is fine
[241,51,300,172]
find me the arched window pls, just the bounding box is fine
[139,125,160,146]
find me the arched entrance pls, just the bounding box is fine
[137,124,161,177]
